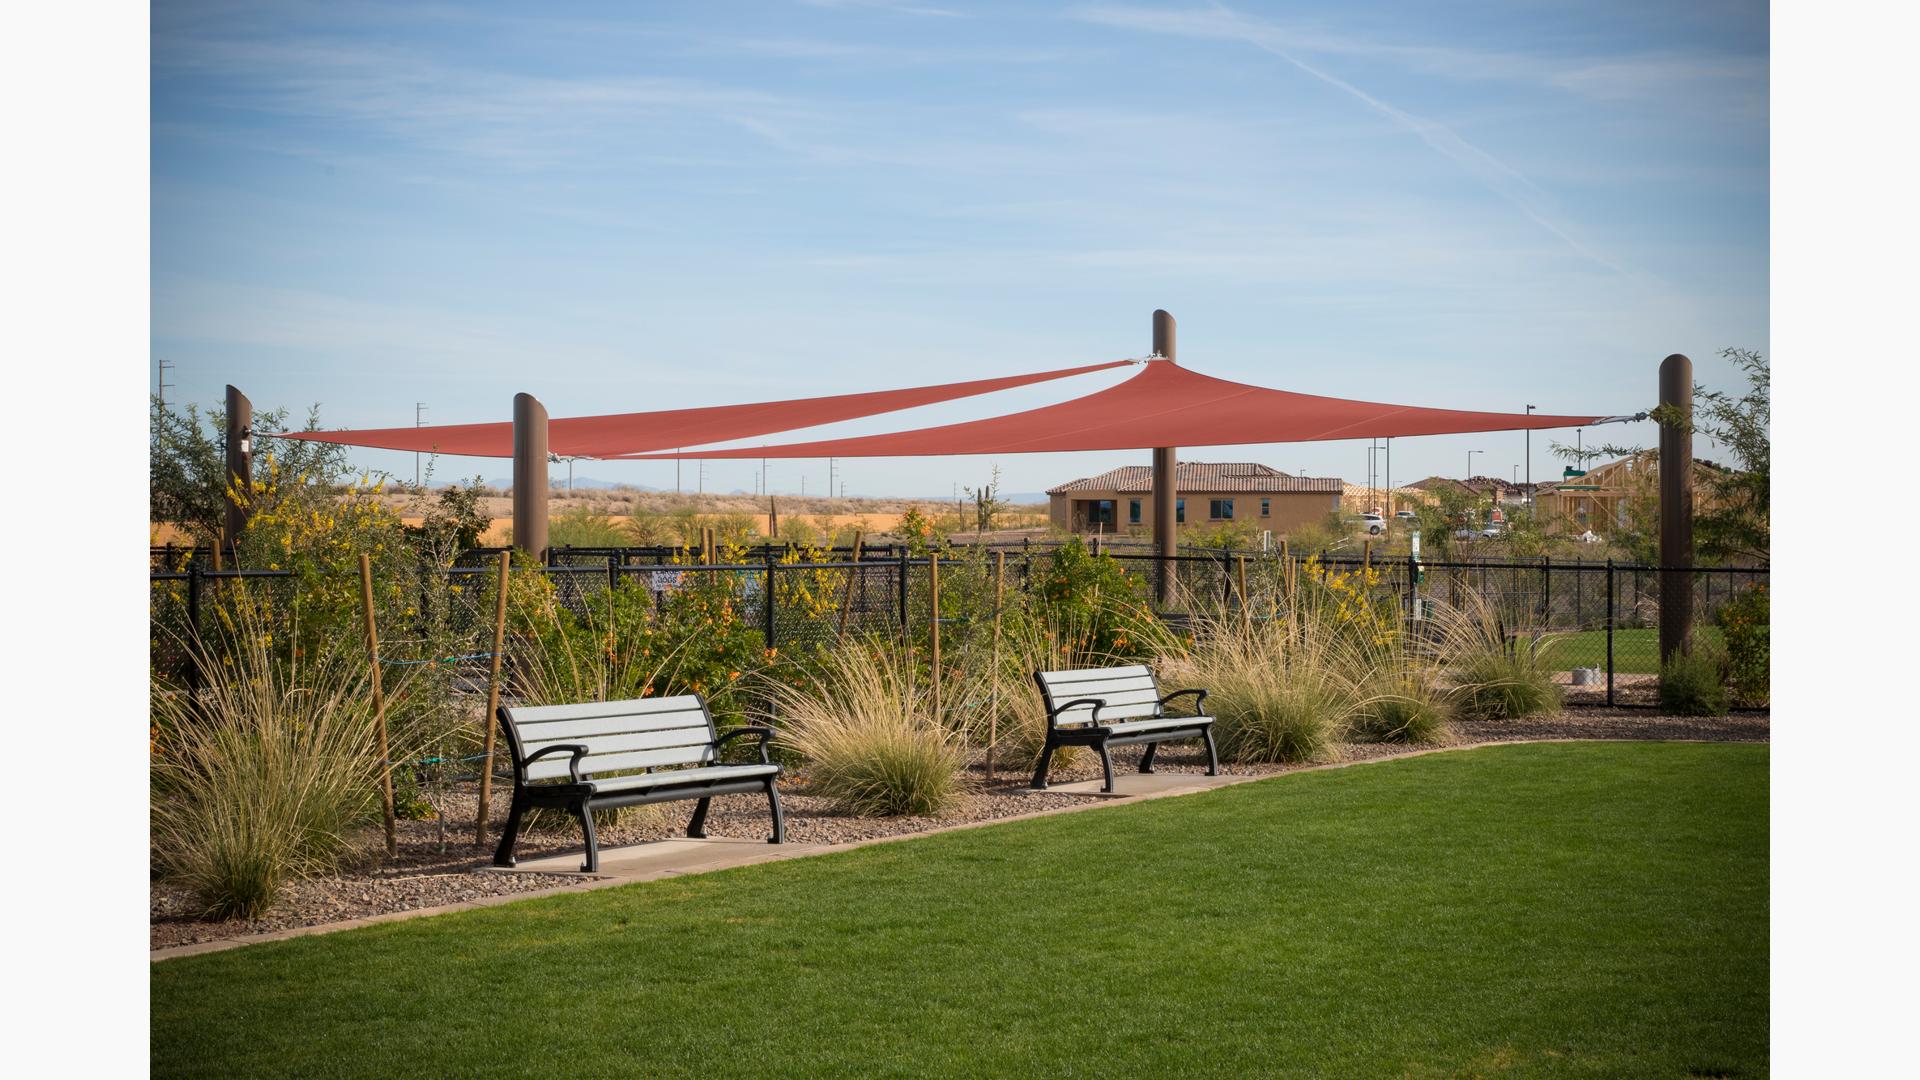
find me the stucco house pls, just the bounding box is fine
[1047,462,1343,536]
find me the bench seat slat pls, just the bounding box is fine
[1106,715,1212,736]
[584,763,779,795]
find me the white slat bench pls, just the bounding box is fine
[493,694,784,872]
[1030,664,1218,792]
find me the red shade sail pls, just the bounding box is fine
[620,361,1609,460]
[270,359,1130,458]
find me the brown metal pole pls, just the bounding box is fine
[1658,354,1694,663]
[359,554,398,858]
[223,385,253,558]
[512,393,550,563]
[474,551,510,846]
[1152,309,1178,609]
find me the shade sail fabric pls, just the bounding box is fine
[618,361,1607,459]
[270,360,1130,458]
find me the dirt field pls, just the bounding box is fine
[152,489,1049,548]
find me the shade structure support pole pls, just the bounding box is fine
[1657,354,1693,664]
[512,393,550,563]
[1151,309,1178,608]
[223,384,253,559]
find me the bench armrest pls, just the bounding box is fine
[1157,688,1208,716]
[714,725,776,764]
[522,742,590,784]
[1047,697,1107,729]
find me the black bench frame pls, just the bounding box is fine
[1030,669,1219,792]
[492,697,785,873]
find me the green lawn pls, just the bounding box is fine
[152,743,1769,1079]
[1537,626,1725,674]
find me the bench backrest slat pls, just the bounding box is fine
[1035,665,1162,726]
[503,695,717,781]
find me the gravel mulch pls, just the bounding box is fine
[152,708,1767,950]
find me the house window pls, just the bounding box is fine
[1260,498,1271,517]
[1209,499,1233,520]
[1128,499,1141,524]
[1175,498,1185,524]
[1088,500,1115,526]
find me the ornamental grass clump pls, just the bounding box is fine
[1428,593,1563,721]
[151,604,397,920]
[768,639,968,816]
[1350,671,1454,745]
[1156,611,1352,765]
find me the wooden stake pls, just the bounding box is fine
[988,550,1005,784]
[1363,538,1372,570]
[358,554,397,858]
[928,553,941,721]
[474,551,510,846]
[836,530,864,636]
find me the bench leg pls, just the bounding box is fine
[765,781,785,844]
[1097,743,1115,793]
[687,797,712,839]
[574,802,599,874]
[491,790,528,868]
[1029,743,1056,790]
[1202,727,1220,776]
[1139,742,1159,774]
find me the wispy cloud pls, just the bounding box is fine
[1073,3,1656,280]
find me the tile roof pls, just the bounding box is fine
[1047,462,1344,495]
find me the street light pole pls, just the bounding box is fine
[1525,404,1536,502]
[1467,449,1483,479]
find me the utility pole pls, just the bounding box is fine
[1467,449,1483,480]
[1385,437,1392,516]
[156,357,175,408]
[1525,404,1536,504]
[698,460,707,495]
[414,402,427,488]
[828,457,836,501]
[676,451,682,495]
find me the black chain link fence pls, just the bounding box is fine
[152,544,1765,710]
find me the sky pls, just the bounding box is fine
[151,0,1768,498]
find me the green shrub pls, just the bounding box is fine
[1660,640,1731,716]
[1715,584,1769,706]
[1032,537,1148,657]
[768,639,967,816]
